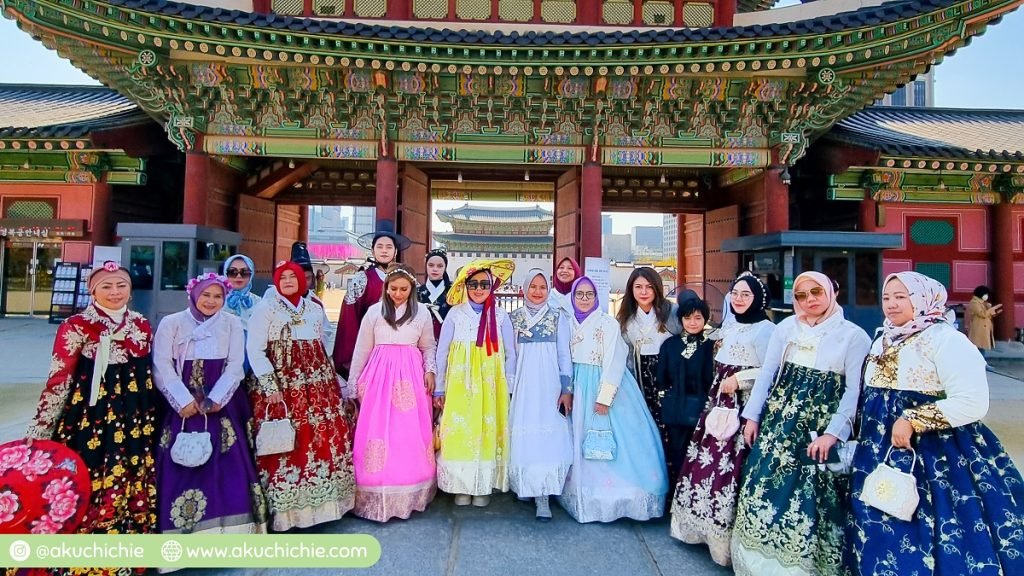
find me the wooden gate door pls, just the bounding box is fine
[400,164,430,277]
[554,167,581,265]
[705,205,740,321]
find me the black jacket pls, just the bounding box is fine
[655,334,714,426]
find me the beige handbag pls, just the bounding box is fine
[255,402,295,457]
[705,388,740,441]
[859,446,920,521]
[170,414,213,468]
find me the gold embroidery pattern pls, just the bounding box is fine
[903,403,952,434]
[363,439,387,474]
[220,418,237,453]
[391,379,417,411]
[170,489,208,532]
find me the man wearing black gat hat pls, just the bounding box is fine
[332,219,411,379]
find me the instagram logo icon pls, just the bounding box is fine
[9,540,31,562]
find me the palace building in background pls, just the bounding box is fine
[1,0,1022,337]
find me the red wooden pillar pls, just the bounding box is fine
[390,0,411,19]
[676,214,686,281]
[376,149,398,225]
[581,160,603,262]
[992,201,1016,341]
[714,0,736,26]
[183,152,210,226]
[764,167,790,233]
[298,205,309,243]
[579,0,599,24]
[859,194,878,232]
[90,183,113,247]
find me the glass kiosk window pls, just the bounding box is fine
[161,241,189,290]
[128,246,155,290]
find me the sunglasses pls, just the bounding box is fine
[793,287,826,302]
[466,280,491,290]
[226,268,252,278]
[574,291,596,300]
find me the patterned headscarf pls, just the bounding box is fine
[792,271,839,327]
[881,271,954,346]
[523,268,550,314]
[570,276,601,324]
[273,261,307,308]
[552,257,581,296]
[87,261,131,294]
[223,254,256,317]
[186,273,231,322]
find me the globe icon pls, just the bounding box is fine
[161,540,183,563]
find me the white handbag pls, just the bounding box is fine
[705,388,740,441]
[255,402,295,457]
[859,446,920,521]
[170,414,213,468]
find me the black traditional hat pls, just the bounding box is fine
[290,241,314,273]
[357,219,412,251]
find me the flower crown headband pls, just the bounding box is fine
[186,272,232,297]
[386,267,418,286]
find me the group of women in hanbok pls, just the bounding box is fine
[19,218,1024,576]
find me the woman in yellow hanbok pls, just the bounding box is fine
[433,259,517,507]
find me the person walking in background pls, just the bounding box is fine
[417,248,453,339]
[616,267,682,477]
[508,268,574,521]
[152,273,266,537]
[248,261,356,530]
[26,261,159,537]
[434,259,517,507]
[732,271,870,576]
[348,264,438,522]
[670,273,775,566]
[559,276,668,523]
[333,220,410,380]
[849,272,1024,575]
[967,284,1001,351]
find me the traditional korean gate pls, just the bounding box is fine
[554,167,581,265]
[400,164,430,276]
[704,205,740,322]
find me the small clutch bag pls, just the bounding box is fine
[170,414,213,468]
[582,414,616,461]
[255,402,296,457]
[859,446,920,521]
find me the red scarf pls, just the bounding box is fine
[472,272,502,356]
[273,261,307,307]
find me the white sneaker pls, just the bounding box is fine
[471,495,490,507]
[454,494,472,506]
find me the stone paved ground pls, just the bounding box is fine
[2,317,1022,575]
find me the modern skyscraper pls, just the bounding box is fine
[877,70,934,107]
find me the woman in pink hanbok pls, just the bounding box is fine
[349,264,438,521]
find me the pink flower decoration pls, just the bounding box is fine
[0,444,30,474]
[0,489,20,524]
[21,450,53,480]
[30,514,62,534]
[101,260,120,272]
[46,489,79,524]
[42,476,75,500]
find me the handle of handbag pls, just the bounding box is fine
[264,400,290,421]
[883,446,917,474]
[180,412,208,432]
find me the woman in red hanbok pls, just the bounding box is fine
[25,261,158,568]
[248,262,357,530]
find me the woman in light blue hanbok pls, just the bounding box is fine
[558,276,668,523]
[509,269,574,521]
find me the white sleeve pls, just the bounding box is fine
[908,330,989,429]
[742,322,788,423]
[596,317,629,406]
[434,314,456,397]
[556,313,574,393]
[208,317,246,407]
[348,309,377,386]
[151,316,195,413]
[501,313,517,388]
[418,308,438,375]
[246,303,275,379]
[825,326,870,440]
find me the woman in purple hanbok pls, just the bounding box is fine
[152,273,267,536]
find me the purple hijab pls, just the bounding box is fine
[186,273,232,322]
[570,276,601,324]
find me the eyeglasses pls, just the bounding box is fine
[574,291,596,300]
[730,290,755,300]
[466,280,491,290]
[226,268,252,278]
[793,287,826,302]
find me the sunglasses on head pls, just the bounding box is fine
[226,268,252,278]
[793,286,826,302]
[466,280,491,290]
